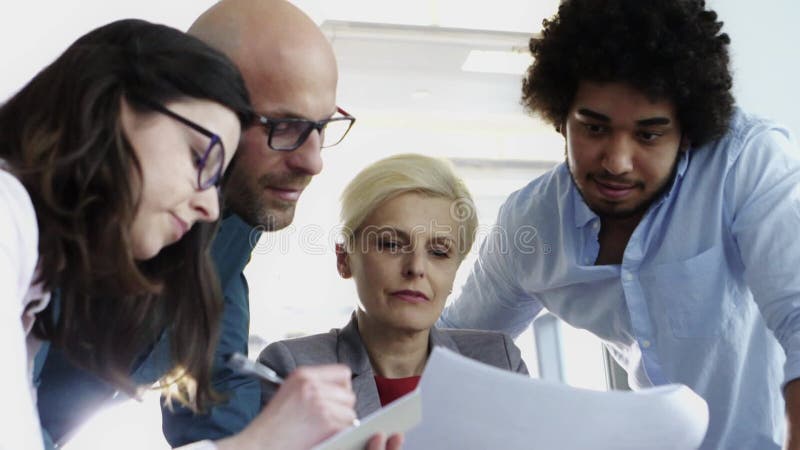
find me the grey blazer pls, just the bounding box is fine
[257,314,529,418]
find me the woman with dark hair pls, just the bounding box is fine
[0,19,251,449]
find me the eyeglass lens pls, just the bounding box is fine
[268,117,353,151]
[198,136,225,189]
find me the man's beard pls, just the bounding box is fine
[566,153,680,221]
[223,163,310,230]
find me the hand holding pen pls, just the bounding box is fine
[228,352,360,426]
[221,353,403,450]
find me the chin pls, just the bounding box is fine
[132,240,166,261]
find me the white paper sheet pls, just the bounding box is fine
[403,347,709,450]
[312,386,422,450]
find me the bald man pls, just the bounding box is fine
[34,1,399,449]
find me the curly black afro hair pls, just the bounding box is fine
[522,0,734,147]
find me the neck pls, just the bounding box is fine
[600,210,643,234]
[356,311,429,378]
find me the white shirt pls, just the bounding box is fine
[0,167,46,450]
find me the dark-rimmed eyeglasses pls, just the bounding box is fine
[253,107,355,152]
[137,98,226,190]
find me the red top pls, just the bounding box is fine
[373,374,421,406]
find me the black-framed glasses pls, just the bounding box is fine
[254,107,356,152]
[138,98,226,190]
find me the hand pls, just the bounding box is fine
[785,379,800,450]
[217,364,357,450]
[366,432,404,450]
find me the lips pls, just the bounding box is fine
[390,290,430,304]
[170,213,190,240]
[265,186,304,202]
[592,177,639,200]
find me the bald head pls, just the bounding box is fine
[189,0,337,112]
[189,0,340,229]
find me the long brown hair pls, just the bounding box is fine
[0,19,252,411]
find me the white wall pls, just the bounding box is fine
[710,0,800,137]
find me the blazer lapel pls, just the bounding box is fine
[429,326,459,353]
[338,314,381,418]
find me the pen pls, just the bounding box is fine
[227,352,284,384]
[226,352,360,427]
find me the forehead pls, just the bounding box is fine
[361,193,458,239]
[571,81,678,123]
[239,47,337,121]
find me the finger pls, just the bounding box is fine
[365,433,386,450]
[387,433,404,450]
[315,401,359,435]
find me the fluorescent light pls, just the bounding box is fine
[461,49,532,75]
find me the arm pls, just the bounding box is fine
[439,201,544,337]
[786,380,800,450]
[0,170,45,450]
[215,364,358,450]
[724,126,800,445]
[161,279,261,446]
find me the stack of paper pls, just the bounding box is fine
[315,347,708,450]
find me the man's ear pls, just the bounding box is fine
[679,134,691,152]
[336,243,351,279]
[557,118,567,138]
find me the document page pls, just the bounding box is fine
[403,347,708,450]
[312,386,422,450]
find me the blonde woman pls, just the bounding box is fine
[259,154,527,415]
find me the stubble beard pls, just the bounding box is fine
[224,170,300,231]
[565,153,680,221]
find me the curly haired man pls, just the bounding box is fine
[441,1,800,448]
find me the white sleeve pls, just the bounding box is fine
[0,169,44,450]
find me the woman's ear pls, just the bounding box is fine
[336,243,351,279]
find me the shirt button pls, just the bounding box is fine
[623,272,634,282]
[592,222,600,229]
[641,340,651,348]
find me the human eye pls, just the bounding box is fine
[582,123,607,136]
[377,237,399,251]
[190,147,203,168]
[430,243,452,258]
[637,130,663,143]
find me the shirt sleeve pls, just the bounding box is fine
[724,125,800,387]
[438,200,544,337]
[161,277,261,447]
[0,170,45,450]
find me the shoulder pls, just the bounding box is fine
[0,168,36,227]
[258,329,341,369]
[494,164,573,242]
[698,108,796,168]
[439,328,521,369]
[0,168,38,301]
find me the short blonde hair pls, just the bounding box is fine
[340,153,478,258]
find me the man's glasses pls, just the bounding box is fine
[138,98,226,190]
[254,107,355,152]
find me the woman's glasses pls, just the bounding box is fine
[138,98,226,190]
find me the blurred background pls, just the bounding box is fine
[2,1,798,448]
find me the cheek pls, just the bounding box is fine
[638,152,677,185]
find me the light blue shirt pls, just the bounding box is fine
[440,109,800,449]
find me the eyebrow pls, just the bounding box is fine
[371,226,456,244]
[577,108,672,126]
[257,107,338,121]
